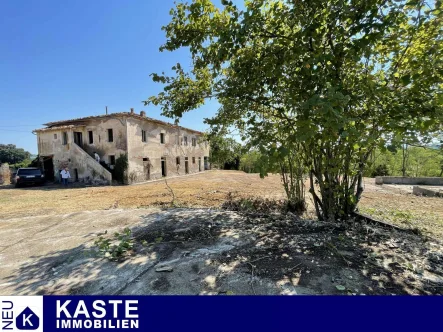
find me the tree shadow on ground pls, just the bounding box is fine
[3,209,443,295]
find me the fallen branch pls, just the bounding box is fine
[250,255,272,263]
[164,178,177,206]
[247,262,257,295]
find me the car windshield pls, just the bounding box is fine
[18,169,41,176]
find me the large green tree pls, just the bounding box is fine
[207,133,242,169]
[146,0,443,221]
[0,144,31,165]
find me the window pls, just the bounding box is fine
[184,136,188,146]
[62,132,68,145]
[143,157,149,162]
[108,129,113,142]
[142,130,147,142]
[54,133,57,139]
[109,155,116,166]
[88,131,93,144]
[176,156,180,165]
[160,133,165,144]
[192,157,195,164]
[17,169,42,176]
[192,138,197,146]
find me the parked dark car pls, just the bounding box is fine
[15,168,45,187]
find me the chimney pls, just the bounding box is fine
[140,110,146,117]
[130,108,134,114]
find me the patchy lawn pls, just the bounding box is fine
[358,179,443,239]
[1,170,442,238]
[0,171,285,219]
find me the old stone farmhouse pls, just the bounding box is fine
[33,109,210,184]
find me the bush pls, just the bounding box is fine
[371,164,390,177]
[221,193,305,215]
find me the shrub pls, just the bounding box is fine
[221,193,305,215]
[371,164,390,177]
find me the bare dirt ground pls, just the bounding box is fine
[1,208,442,295]
[1,171,442,295]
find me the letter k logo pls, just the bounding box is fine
[16,307,39,330]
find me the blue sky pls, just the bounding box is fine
[0,0,221,154]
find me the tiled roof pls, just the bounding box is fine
[36,112,204,134]
[33,125,85,132]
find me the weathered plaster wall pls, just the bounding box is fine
[81,118,128,166]
[36,113,209,184]
[126,117,210,183]
[36,117,127,183]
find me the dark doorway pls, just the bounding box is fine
[43,156,54,181]
[143,158,151,181]
[74,168,79,182]
[198,157,201,172]
[161,157,167,177]
[185,157,189,174]
[74,132,83,148]
[204,156,209,170]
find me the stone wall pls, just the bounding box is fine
[0,163,11,185]
[376,176,443,186]
[412,186,443,197]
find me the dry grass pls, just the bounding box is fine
[1,170,442,238]
[0,171,285,219]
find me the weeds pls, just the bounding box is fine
[94,227,133,261]
[221,192,304,215]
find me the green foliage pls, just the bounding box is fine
[240,151,262,173]
[0,144,31,165]
[371,164,390,177]
[94,228,133,261]
[112,153,128,183]
[207,133,242,169]
[147,0,443,221]
[366,146,442,177]
[10,159,32,169]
